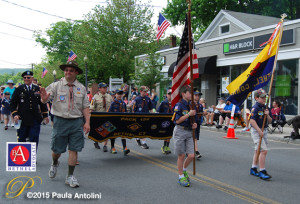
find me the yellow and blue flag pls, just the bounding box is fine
[226,22,282,106]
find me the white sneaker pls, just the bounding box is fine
[242,127,249,132]
[65,175,79,188]
[49,162,59,178]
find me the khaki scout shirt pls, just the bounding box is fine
[46,78,90,118]
[89,92,112,112]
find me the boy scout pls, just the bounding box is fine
[249,89,272,180]
[90,82,113,151]
[40,61,90,188]
[193,89,203,159]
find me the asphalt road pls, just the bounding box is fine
[1,123,300,204]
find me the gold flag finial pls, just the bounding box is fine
[281,13,287,20]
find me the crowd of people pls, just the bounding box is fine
[0,60,289,188]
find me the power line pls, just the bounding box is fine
[0,0,73,21]
[0,59,31,67]
[0,31,34,41]
[0,20,46,35]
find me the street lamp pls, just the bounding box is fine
[53,70,56,82]
[84,55,88,91]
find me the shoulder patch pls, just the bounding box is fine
[174,105,179,112]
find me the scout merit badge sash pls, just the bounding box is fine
[89,112,175,142]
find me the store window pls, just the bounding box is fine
[271,59,298,115]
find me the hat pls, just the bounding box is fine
[21,71,33,77]
[254,89,267,98]
[6,79,14,84]
[140,86,149,92]
[194,89,202,95]
[179,85,191,94]
[218,97,225,101]
[37,82,42,86]
[115,88,123,94]
[59,61,83,75]
[4,91,10,95]
[98,82,108,88]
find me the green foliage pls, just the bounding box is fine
[0,72,23,86]
[132,52,164,90]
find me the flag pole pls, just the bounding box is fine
[187,0,196,175]
[255,13,287,162]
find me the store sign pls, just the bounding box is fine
[254,29,294,49]
[222,77,229,93]
[223,37,253,54]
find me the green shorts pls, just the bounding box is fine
[51,116,85,154]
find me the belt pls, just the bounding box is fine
[177,125,192,131]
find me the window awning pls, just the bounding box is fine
[168,55,217,77]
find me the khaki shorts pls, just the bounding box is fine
[51,116,85,154]
[3,114,10,119]
[251,128,268,151]
[173,126,194,155]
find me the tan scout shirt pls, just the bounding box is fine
[90,92,112,112]
[46,78,90,118]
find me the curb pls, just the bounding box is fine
[201,126,300,144]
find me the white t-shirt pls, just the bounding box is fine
[214,103,225,114]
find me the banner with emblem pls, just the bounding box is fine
[89,112,174,142]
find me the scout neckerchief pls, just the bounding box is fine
[67,83,74,110]
[167,100,172,113]
[102,95,106,109]
[114,99,126,112]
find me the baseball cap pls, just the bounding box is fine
[254,89,267,98]
[115,88,123,94]
[98,82,108,88]
[140,86,149,92]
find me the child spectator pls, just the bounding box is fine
[1,92,11,130]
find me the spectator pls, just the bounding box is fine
[0,87,4,123]
[4,80,15,99]
[271,100,286,131]
[124,97,128,104]
[1,92,11,130]
[242,108,251,132]
[206,97,225,126]
[217,100,240,131]
[151,89,159,108]
[130,87,139,99]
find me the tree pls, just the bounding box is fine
[132,52,164,91]
[163,0,300,40]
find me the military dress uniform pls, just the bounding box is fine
[10,83,48,148]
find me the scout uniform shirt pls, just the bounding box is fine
[133,95,153,113]
[46,78,90,118]
[90,92,113,112]
[157,99,173,113]
[250,102,272,128]
[109,99,127,113]
[173,99,192,128]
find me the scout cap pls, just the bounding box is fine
[4,91,10,95]
[115,88,123,94]
[59,60,83,74]
[194,89,202,95]
[140,86,149,92]
[254,89,267,98]
[98,82,108,88]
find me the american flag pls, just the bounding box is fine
[41,67,48,78]
[157,13,171,41]
[171,16,199,108]
[67,50,77,62]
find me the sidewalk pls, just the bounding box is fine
[201,123,300,144]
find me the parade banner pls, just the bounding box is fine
[89,112,174,142]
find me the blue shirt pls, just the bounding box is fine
[133,95,153,113]
[3,87,15,99]
[174,99,192,128]
[224,103,240,113]
[157,99,173,113]
[1,97,11,115]
[108,99,127,113]
[194,101,203,124]
[250,102,272,128]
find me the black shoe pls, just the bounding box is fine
[124,149,130,156]
[94,142,100,149]
[141,143,149,149]
[103,146,108,152]
[136,139,142,146]
[216,125,222,129]
[196,151,202,159]
[224,126,228,131]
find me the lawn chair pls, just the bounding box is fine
[267,108,286,134]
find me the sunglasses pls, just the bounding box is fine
[23,77,32,79]
[167,92,172,95]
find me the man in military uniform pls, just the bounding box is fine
[90,82,113,151]
[132,86,154,149]
[40,60,90,188]
[10,71,49,149]
[157,88,173,154]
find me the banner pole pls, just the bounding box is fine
[186,0,196,175]
[255,13,286,162]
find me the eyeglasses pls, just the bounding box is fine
[23,77,32,79]
[64,69,75,73]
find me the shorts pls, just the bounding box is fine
[3,114,10,119]
[213,113,220,121]
[173,126,194,155]
[51,116,85,154]
[250,127,268,151]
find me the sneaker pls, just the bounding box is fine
[141,143,149,149]
[216,125,222,129]
[65,175,79,188]
[103,145,108,152]
[178,177,190,187]
[49,161,60,178]
[166,146,171,154]
[161,146,167,154]
[123,148,130,156]
[110,148,117,154]
[223,126,228,131]
[136,139,142,146]
[4,126,8,130]
[0,121,4,123]
[259,170,272,180]
[196,151,202,159]
[94,142,101,149]
[250,167,259,177]
[183,171,190,182]
[242,127,250,132]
